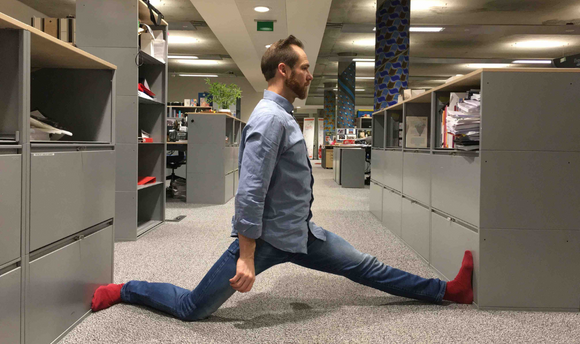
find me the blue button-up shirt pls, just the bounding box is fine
[231,90,326,254]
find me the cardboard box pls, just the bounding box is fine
[44,18,58,38]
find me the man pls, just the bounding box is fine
[92,35,473,320]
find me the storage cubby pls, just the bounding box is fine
[137,185,164,235]
[226,116,234,146]
[139,105,165,143]
[371,112,385,148]
[138,144,165,184]
[370,69,580,311]
[403,102,430,149]
[30,68,114,143]
[0,30,21,143]
[386,108,403,148]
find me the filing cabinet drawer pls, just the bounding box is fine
[401,197,430,261]
[370,182,383,221]
[0,267,21,344]
[431,154,480,226]
[30,150,114,250]
[382,188,402,238]
[0,154,21,265]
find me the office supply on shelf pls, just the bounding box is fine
[138,78,155,97]
[30,110,73,140]
[405,116,428,148]
[138,176,157,185]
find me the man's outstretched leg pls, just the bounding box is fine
[292,230,473,304]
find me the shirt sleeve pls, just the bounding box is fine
[233,115,285,239]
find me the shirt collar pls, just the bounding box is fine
[263,90,294,115]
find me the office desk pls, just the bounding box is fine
[167,141,187,150]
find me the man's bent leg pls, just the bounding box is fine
[121,240,240,320]
[120,238,289,321]
[291,230,446,304]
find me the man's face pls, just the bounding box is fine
[283,45,313,100]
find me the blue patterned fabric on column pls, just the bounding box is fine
[337,61,356,128]
[375,0,409,111]
[323,88,336,140]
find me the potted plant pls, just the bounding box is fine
[205,79,242,113]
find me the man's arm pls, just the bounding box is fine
[229,234,256,292]
[231,115,284,292]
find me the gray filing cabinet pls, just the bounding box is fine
[0,12,117,344]
[369,69,580,311]
[186,113,245,204]
[333,147,366,188]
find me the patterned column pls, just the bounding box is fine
[375,0,410,110]
[337,61,356,128]
[323,83,336,140]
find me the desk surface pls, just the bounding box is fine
[167,141,188,145]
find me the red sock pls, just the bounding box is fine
[91,283,124,312]
[443,251,473,304]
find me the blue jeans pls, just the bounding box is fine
[121,229,446,321]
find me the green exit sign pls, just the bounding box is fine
[257,21,274,31]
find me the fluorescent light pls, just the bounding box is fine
[467,63,511,68]
[373,27,376,31]
[353,58,374,62]
[177,60,219,65]
[513,41,567,48]
[254,6,270,12]
[411,1,446,11]
[355,62,375,67]
[179,74,218,77]
[356,76,375,80]
[168,55,198,59]
[410,27,444,32]
[353,39,375,46]
[168,36,199,44]
[512,60,552,64]
[355,89,365,91]
[265,44,272,48]
[296,106,301,108]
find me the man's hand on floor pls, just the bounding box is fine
[230,257,255,292]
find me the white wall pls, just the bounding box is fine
[168,76,264,123]
[0,0,46,24]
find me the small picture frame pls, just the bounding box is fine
[337,128,346,135]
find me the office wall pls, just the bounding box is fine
[0,0,46,23]
[168,76,263,123]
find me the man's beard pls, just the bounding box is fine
[285,72,308,99]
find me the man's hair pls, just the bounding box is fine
[261,35,304,81]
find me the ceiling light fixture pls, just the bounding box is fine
[168,55,198,59]
[355,62,375,67]
[410,27,444,32]
[373,27,376,31]
[467,63,511,68]
[512,41,568,48]
[411,1,446,11]
[355,89,365,91]
[177,60,219,65]
[179,74,218,77]
[168,36,199,44]
[512,60,552,64]
[265,44,272,48]
[356,76,375,80]
[354,39,375,46]
[254,6,270,12]
[353,58,374,62]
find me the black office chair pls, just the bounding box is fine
[166,151,186,197]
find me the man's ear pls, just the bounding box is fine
[278,63,288,77]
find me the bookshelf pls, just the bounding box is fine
[77,0,167,241]
[0,11,116,344]
[370,68,580,311]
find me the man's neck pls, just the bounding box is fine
[267,83,296,104]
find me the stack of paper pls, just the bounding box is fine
[446,96,480,150]
[30,110,73,141]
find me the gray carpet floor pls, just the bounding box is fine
[61,163,579,344]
